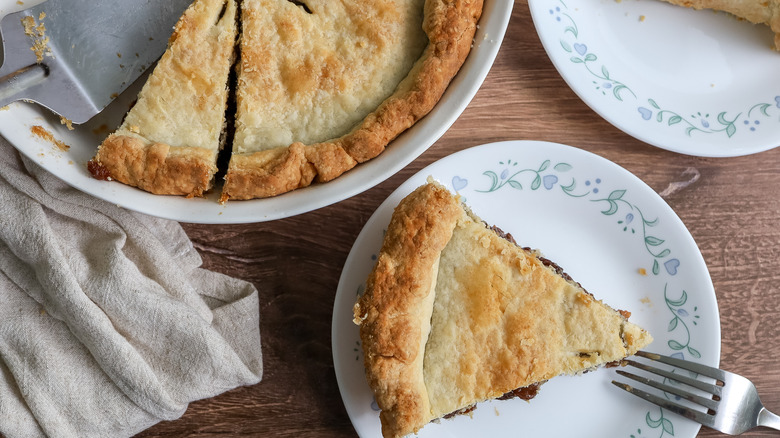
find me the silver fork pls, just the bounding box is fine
[612,350,780,435]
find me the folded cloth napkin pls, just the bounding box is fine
[0,139,263,437]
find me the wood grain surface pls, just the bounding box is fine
[137,2,780,436]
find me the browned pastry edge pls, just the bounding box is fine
[353,181,462,438]
[89,134,217,198]
[217,143,317,202]
[774,13,780,49]
[220,0,485,201]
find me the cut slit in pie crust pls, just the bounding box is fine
[352,180,653,438]
[89,0,238,197]
[88,0,484,201]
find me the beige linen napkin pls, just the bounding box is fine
[0,139,263,437]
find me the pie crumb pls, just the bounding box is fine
[30,125,70,151]
[638,268,647,276]
[21,14,52,62]
[60,116,74,130]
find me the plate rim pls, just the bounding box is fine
[528,0,780,158]
[332,139,722,438]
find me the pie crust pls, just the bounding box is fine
[659,0,780,49]
[89,0,238,197]
[221,0,484,201]
[353,181,653,438]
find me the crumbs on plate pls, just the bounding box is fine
[60,117,74,131]
[31,125,70,151]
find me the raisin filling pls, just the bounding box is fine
[441,382,545,419]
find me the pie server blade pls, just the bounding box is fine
[0,0,193,125]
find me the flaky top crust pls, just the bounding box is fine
[354,181,653,438]
[221,0,484,201]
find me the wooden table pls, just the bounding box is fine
[138,2,780,436]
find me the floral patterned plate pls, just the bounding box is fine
[332,140,721,438]
[529,0,780,157]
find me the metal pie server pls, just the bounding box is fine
[0,0,194,125]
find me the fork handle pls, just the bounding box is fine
[758,407,780,430]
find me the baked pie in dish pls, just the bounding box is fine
[352,181,653,438]
[89,0,484,201]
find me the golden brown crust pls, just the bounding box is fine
[353,181,463,438]
[340,0,484,163]
[221,0,484,201]
[659,0,780,49]
[218,143,317,201]
[93,134,217,197]
[354,181,653,438]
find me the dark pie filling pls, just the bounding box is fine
[496,382,543,401]
[441,382,545,420]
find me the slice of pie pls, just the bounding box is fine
[353,181,653,438]
[89,0,237,197]
[658,0,780,49]
[220,0,483,201]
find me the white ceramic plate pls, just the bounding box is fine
[0,0,513,224]
[332,140,721,437]
[529,0,780,157]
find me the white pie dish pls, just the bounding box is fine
[0,0,513,223]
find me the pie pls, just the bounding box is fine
[658,0,780,49]
[352,181,653,438]
[88,0,484,201]
[89,0,238,197]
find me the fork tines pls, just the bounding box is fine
[611,351,723,424]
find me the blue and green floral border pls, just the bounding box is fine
[546,0,780,140]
